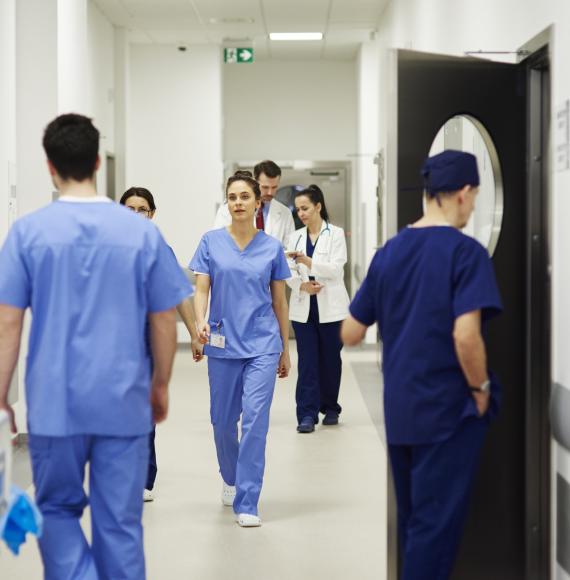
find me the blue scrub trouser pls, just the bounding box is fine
[29,434,148,580]
[292,307,343,423]
[208,354,279,516]
[388,417,488,580]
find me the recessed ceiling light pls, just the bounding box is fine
[209,17,255,25]
[270,32,323,41]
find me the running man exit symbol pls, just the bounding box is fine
[224,48,254,63]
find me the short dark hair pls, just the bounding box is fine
[254,160,281,180]
[226,170,261,200]
[42,114,99,181]
[119,187,156,211]
[295,184,330,222]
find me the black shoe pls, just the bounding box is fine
[322,412,339,426]
[297,417,315,433]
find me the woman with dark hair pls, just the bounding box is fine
[286,185,350,433]
[190,170,291,527]
[120,187,203,502]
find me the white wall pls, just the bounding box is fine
[87,1,115,196]
[127,44,223,265]
[371,0,570,574]
[223,61,357,162]
[0,0,16,244]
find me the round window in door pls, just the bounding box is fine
[428,115,504,256]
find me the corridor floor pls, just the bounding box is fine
[1,343,387,580]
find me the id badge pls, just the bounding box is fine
[210,331,226,349]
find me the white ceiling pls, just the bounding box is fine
[92,0,390,61]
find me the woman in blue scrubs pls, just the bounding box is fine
[286,185,350,433]
[190,170,291,527]
[120,187,203,502]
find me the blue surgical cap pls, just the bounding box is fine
[421,150,480,196]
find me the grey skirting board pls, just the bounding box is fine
[551,383,570,452]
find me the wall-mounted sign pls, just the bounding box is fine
[224,47,254,64]
[555,99,570,172]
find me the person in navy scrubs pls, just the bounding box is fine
[191,170,291,527]
[119,186,203,502]
[0,114,192,579]
[341,150,502,579]
[286,185,350,433]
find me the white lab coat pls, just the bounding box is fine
[213,199,295,248]
[286,221,350,324]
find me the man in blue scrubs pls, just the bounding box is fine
[341,150,502,579]
[0,114,192,579]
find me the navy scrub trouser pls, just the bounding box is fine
[292,299,343,423]
[388,416,488,580]
[146,427,157,491]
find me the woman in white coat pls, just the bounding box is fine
[286,185,350,433]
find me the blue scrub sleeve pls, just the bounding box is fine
[453,241,502,321]
[189,235,210,275]
[349,251,381,326]
[0,224,31,309]
[147,235,193,313]
[271,246,291,281]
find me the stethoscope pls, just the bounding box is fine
[293,221,331,252]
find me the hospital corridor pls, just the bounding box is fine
[3,344,388,580]
[1,0,570,579]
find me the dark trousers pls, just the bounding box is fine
[146,426,157,491]
[292,301,343,423]
[388,416,488,580]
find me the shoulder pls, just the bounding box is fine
[328,223,345,237]
[260,231,284,252]
[454,231,489,260]
[271,199,291,215]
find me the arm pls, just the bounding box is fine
[271,280,291,378]
[453,310,490,415]
[341,315,369,347]
[193,274,211,344]
[176,296,203,361]
[0,305,24,433]
[296,229,347,280]
[148,307,177,423]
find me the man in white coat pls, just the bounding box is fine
[214,160,295,248]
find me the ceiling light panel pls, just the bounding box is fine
[270,32,323,41]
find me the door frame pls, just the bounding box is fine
[384,38,552,579]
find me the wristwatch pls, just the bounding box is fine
[469,380,490,394]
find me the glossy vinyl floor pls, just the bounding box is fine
[1,343,387,580]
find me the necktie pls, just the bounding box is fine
[256,203,265,230]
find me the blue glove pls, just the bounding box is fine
[0,485,43,555]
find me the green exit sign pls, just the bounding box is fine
[224,47,254,64]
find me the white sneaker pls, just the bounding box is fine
[221,482,236,507]
[236,513,262,527]
[143,489,154,502]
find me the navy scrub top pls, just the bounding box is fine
[350,226,502,445]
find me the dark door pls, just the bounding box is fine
[395,49,548,579]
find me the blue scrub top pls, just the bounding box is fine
[0,198,193,437]
[190,228,290,359]
[350,226,502,445]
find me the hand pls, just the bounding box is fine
[150,385,169,423]
[294,254,312,268]
[197,321,210,345]
[301,281,323,295]
[191,338,204,362]
[277,351,291,378]
[0,402,17,434]
[472,391,490,417]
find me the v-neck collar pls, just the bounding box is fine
[224,227,262,253]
